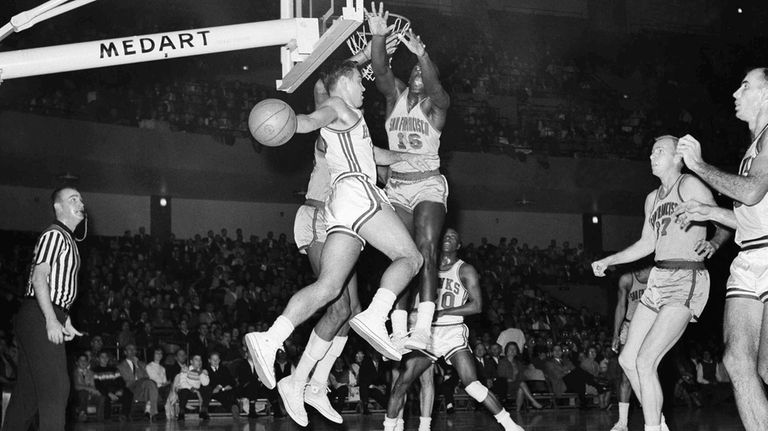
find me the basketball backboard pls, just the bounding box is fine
[276,0,364,92]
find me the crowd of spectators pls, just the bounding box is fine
[0,226,734,423]
[0,7,758,165]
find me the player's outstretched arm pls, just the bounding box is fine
[296,98,343,133]
[435,264,482,318]
[674,200,737,230]
[400,29,450,112]
[368,2,402,101]
[677,133,768,205]
[591,193,656,276]
[612,274,630,351]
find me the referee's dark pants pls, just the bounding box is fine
[2,300,69,431]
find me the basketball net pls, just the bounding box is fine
[345,13,410,81]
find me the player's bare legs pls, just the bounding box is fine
[723,299,768,431]
[418,364,435,431]
[350,205,423,360]
[618,305,657,405]
[635,306,691,427]
[405,202,446,350]
[386,355,434,423]
[245,233,362,391]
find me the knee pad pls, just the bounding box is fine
[464,381,488,402]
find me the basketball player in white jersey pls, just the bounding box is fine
[592,135,731,431]
[245,60,439,421]
[282,76,433,425]
[368,4,451,351]
[673,67,768,431]
[383,229,525,431]
[610,266,651,431]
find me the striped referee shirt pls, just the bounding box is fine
[25,220,81,310]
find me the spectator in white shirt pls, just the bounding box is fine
[497,317,526,353]
[146,348,170,402]
[176,354,209,421]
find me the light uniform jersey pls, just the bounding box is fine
[320,109,376,184]
[734,136,768,247]
[648,174,706,261]
[435,259,468,326]
[305,140,331,202]
[386,88,441,173]
[625,272,647,321]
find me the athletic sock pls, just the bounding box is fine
[367,289,398,318]
[293,330,332,383]
[418,416,432,431]
[415,302,436,332]
[266,315,295,345]
[644,425,661,431]
[383,416,399,431]
[311,335,348,386]
[395,418,405,431]
[494,409,521,431]
[618,402,630,425]
[391,309,409,336]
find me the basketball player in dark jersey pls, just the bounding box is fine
[592,135,730,431]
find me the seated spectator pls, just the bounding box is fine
[496,342,542,411]
[216,331,240,363]
[89,336,104,368]
[117,344,160,420]
[146,347,171,402]
[579,346,611,409]
[165,349,188,383]
[201,352,239,420]
[233,345,281,418]
[474,343,497,389]
[188,324,211,360]
[117,321,136,348]
[357,349,388,415]
[328,357,354,412]
[542,344,602,408]
[72,353,105,422]
[135,322,156,348]
[176,354,210,421]
[93,351,132,421]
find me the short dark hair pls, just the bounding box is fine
[320,60,359,93]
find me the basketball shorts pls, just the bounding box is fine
[418,323,470,364]
[640,266,709,322]
[293,203,327,254]
[385,172,448,212]
[725,247,768,302]
[326,174,393,247]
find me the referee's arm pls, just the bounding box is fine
[31,262,67,344]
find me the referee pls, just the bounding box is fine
[2,187,86,431]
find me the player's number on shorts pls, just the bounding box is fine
[655,217,671,237]
[441,292,455,309]
[397,132,423,150]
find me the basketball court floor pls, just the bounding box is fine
[69,407,746,431]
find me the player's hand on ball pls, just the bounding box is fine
[399,29,426,56]
[673,199,712,229]
[366,2,390,36]
[591,260,608,277]
[694,239,717,259]
[676,134,704,170]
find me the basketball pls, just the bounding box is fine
[248,99,297,147]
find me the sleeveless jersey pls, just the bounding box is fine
[648,174,706,261]
[436,259,469,325]
[386,88,441,173]
[319,109,376,184]
[734,133,768,247]
[305,137,331,202]
[625,271,647,321]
